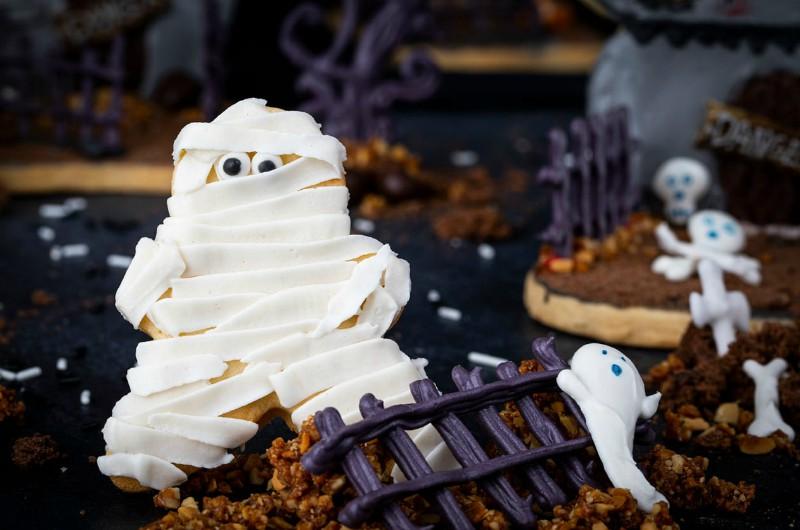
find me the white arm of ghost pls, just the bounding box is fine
[115,237,186,327]
[651,255,696,281]
[689,260,751,356]
[557,369,667,512]
[743,359,795,441]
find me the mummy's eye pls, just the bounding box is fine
[251,153,283,174]
[216,152,250,179]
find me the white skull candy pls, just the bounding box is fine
[652,157,710,225]
[687,209,745,254]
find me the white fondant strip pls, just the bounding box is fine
[97,453,186,490]
[384,257,411,307]
[241,323,379,365]
[163,187,349,228]
[178,235,382,276]
[157,214,350,245]
[103,418,233,468]
[360,287,401,336]
[127,354,227,397]
[124,362,280,425]
[115,238,185,326]
[314,245,394,337]
[135,321,318,366]
[168,157,340,217]
[147,294,262,336]
[270,338,407,408]
[148,413,258,448]
[169,260,356,299]
[290,360,425,428]
[112,381,210,419]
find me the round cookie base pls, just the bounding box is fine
[523,270,780,349]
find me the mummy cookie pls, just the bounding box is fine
[651,210,761,284]
[557,343,666,511]
[99,99,446,491]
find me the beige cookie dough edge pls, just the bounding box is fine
[524,270,780,349]
[0,163,172,195]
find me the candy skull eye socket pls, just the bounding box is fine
[667,176,677,188]
[216,152,250,179]
[251,153,284,174]
[704,216,714,226]
[723,222,736,234]
[683,174,692,185]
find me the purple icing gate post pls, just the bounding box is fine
[302,337,655,529]
[538,107,638,257]
[279,0,439,141]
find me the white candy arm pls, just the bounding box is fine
[654,223,691,255]
[640,392,661,420]
[652,255,695,281]
[556,369,591,403]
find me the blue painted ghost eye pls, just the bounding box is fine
[601,349,608,355]
[683,174,692,185]
[704,216,714,226]
[611,364,622,376]
[673,190,685,201]
[707,230,719,239]
[667,176,676,188]
[723,222,736,234]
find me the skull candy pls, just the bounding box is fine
[652,157,710,224]
[688,210,744,254]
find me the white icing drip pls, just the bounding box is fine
[743,359,795,441]
[97,454,186,490]
[148,294,262,336]
[148,413,258,448]
[270,338,407,408]
[103,418,233,468]
[127,354,228,397]
[557,343,666,512]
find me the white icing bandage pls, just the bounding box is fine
[689,259,750,356]
[101,99,438,490]
[743,359,795,441]
[557,343,666,512]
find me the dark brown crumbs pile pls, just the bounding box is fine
[641,445,754,513]
[11,433,63,469]
[344,138,519,242]
[30,289,57,307]
[0,384,25,423]
[646,323,800,455]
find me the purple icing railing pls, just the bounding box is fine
[538,107,638,257]
[302,337,638,530]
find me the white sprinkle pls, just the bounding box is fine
[39,204,69,219]
[60,466,68,473]
[0,368,16,381]
[426,289,441,303]
[449,238,463,248]
[37,226,56,242]
[64,197,87,211]
[478,243,496,260]
[468,351,510,368]
[49,246,63,261]
[106,254,133,269]
[15,366,42,382]
[56,358,68,371]
[80,389,91,406]
[61,244,89,258]
[353,218,375,234]
[437,306,462,322]
[450,150,479,167]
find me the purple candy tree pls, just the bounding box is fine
[279,0,439,140]
[538,107,638,257]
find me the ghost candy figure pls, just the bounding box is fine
[557,343,667,512]
[652,157,710,225]
[651,209,761,285]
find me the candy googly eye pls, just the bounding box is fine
[216,152,250,179]
[251,153,283,174]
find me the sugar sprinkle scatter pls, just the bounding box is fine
[80,389,91,406]
[427,289,441,303]
[37,226,55,242]
[106,254,133,269]
[56,358,68,371]
[478,243,496,260]
[50,243,90,261]
[450,149,479,167]
[437,305,462,322]
[39,197,87,219]
[0,368,16,382]
[468,351,510,368]
[352,218,375,234]
[15,366,43,382]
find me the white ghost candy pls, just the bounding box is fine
[651,209,761,285]
[557,343,666,512]
[743,359,795,441]
[652,158,710,225]
[690,259,750,356]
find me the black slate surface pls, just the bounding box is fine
[0,110,797,529]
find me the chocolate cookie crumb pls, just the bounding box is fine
[0,384,25,423]
[11,433,63,469]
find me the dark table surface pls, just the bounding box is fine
[0,110,797,529]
